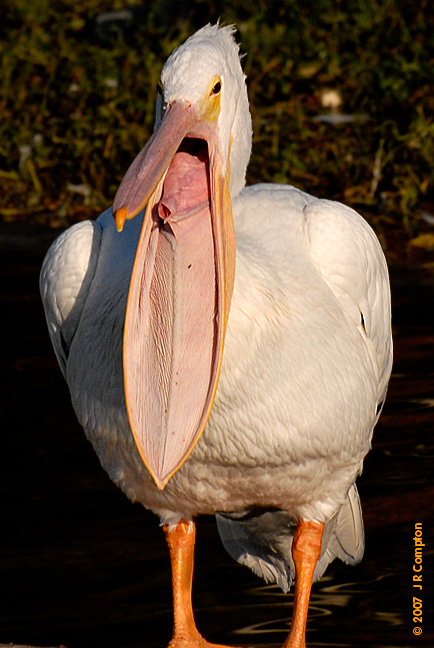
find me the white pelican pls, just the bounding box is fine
[40,24,392,648]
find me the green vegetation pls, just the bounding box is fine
[1,0,434,259]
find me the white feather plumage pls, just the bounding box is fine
[40,24,392,592]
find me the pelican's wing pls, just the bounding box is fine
[216,485,364,593]
[40,220,102,375]
[304,199,392,405]
[315,483,365,578]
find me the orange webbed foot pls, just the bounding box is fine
[164,519,323,648]
[168,636,245,648]
[164,521,249,648]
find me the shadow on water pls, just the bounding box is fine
[1,223,433,648]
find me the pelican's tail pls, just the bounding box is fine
[215,483,364,593]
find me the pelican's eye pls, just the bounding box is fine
[200,78,222,121]
[211,80,222,96]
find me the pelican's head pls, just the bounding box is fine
[113,25,251,490]
[158,24,252,199]
[114,24,252,226]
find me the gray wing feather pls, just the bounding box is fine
[216,484,364,593]
[314,483,365,580]
[216,509,295,592]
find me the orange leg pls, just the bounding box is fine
[283,520,324,648]
[164,520,245,648]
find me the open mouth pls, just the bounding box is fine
[177,136,209,159]
[157,137,211,226]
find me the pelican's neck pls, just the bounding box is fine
[228,82,252,199]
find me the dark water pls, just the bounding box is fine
[1,224,433,648]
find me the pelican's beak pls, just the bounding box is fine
[113,100,235,490]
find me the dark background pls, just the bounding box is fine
[1,1,434,646]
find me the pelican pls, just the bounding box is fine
[40,24,392,648]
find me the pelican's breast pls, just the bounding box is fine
[173,184,382,519]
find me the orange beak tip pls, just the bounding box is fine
[115,207,128,233]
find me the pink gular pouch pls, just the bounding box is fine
[143,145,217,484]
[114,98,235,492]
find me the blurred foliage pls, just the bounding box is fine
[1,0,434,257]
